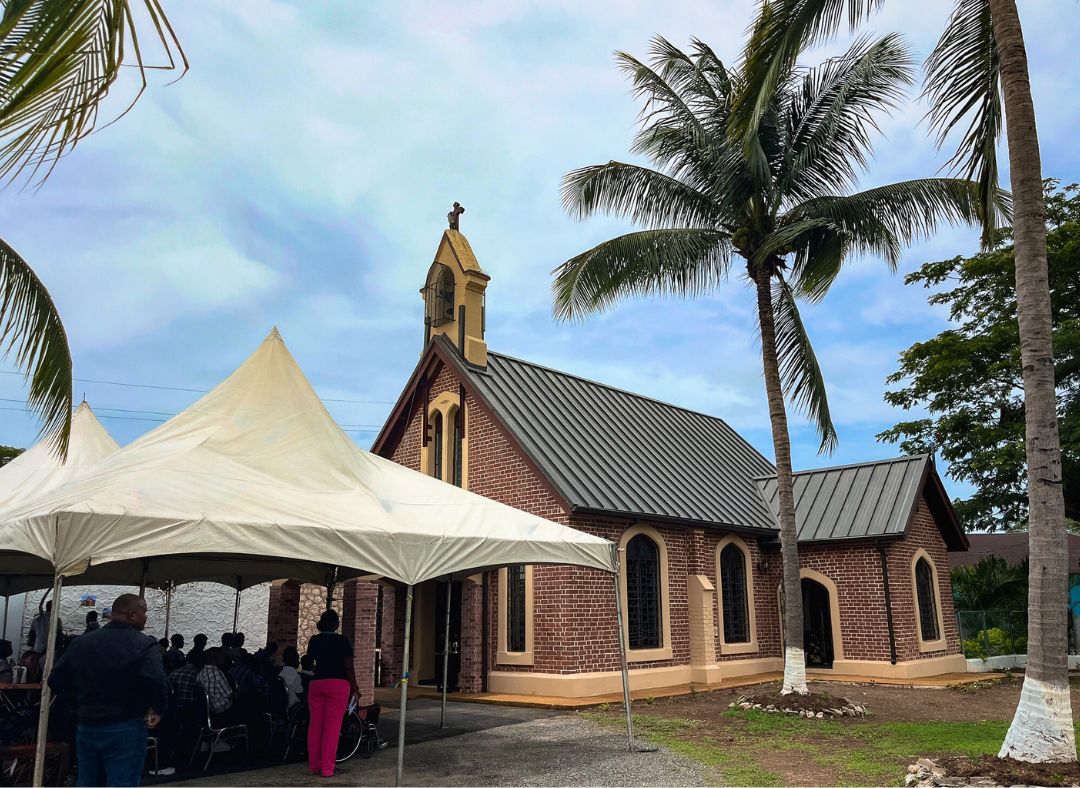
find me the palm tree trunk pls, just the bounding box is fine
[990,0,1076,763]
[753,265,807,695]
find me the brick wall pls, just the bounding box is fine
[266,580,301,649]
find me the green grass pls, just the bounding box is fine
[584,708,1080,787]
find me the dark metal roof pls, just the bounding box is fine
[451,345,779,531]
[754,455,931,543]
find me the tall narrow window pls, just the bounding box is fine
[626,534,661,649]
[432,411,443,481]
[451,408,463,487]
[915,557,940,642]
[720,544,750,644]
[506,564,526,652]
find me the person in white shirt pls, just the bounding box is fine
[28,601,61,654]
[278,647,303,709]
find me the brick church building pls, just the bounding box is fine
[266,227,970,701]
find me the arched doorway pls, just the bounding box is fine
[802,578,834,668]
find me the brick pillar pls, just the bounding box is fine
[341,580,379,706]
[687,575,717,673]
[266,580,301,649]
[689,528,709,575]
[458,581,484,693]
[378,585,399,687]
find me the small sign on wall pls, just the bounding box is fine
[79,593,97,607]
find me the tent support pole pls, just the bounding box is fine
[32,574,62,788]
[396,584,414,788]
[325,566,338,610]
[2,580,9,642]
[612,558,634,752]
[164,582,173,640]
[440,577,452,728]
[232,578,241,633]
[138,559,148,597]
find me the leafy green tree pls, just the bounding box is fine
[551,29,997,695]
[952,555,1028,611]
[0,1,184,455]
[0,443,23,465]
[879,182,1080,532]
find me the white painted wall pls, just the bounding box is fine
[2,593,25,646]
[15,583,269,654]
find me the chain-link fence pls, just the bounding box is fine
[956,610,1028,659]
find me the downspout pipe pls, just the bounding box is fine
[877,541,898,665]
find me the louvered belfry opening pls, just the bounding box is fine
[720,543,750,643]
[915,557,940,641]
[507,564,527,652]
[626,534,661,649]
[424,263,456,328]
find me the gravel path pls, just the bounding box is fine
[170,714,707,787]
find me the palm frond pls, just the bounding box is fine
[923,0,1002,247]
[772,274,836,453]
[552,228,732,321]
[561,161,720,229]
[0,0,186,185]
[778,33,914,204]
[788,178,1010,298]
[730,0,885,163]
[0,238,71,456]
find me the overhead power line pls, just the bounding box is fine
[0,370,396,406]
[0,404,382,433]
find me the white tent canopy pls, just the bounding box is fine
[0,401,119,512]
[0,403,121,594]
[0,329,615,584]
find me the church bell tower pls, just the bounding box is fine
[421,202,489,367]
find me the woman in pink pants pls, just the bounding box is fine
[305,610,358,777]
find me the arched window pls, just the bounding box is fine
[915,557,940,642]
[451,407,463,487]
[506,564,527,653]
[432,411,443,481]
[626,534,661,649]
[720,544,750,644]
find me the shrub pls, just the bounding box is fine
[962,627,1027,659]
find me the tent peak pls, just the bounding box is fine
[267,326,283,341]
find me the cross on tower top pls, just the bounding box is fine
[447,201,465,231]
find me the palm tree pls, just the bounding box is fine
[0,0,185,455]
[732,0,1075,763]
[552,29,1002,695]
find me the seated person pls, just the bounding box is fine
[298,653,315,697]
[169,649,203,713]
[278,647,303,709]
[188,632,208,661]
[165,633,186,672]
[17,650,41,683]
[197,647,239,724]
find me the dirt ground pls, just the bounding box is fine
[642,674,1080,724]
[586,674,1080,786]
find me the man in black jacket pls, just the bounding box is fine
[49,594,168,787]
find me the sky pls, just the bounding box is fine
[0,0,1077,505]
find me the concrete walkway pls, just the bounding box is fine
[169,699,704,787]
[392,671,995,710]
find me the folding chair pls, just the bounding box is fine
[188,684,248,772]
